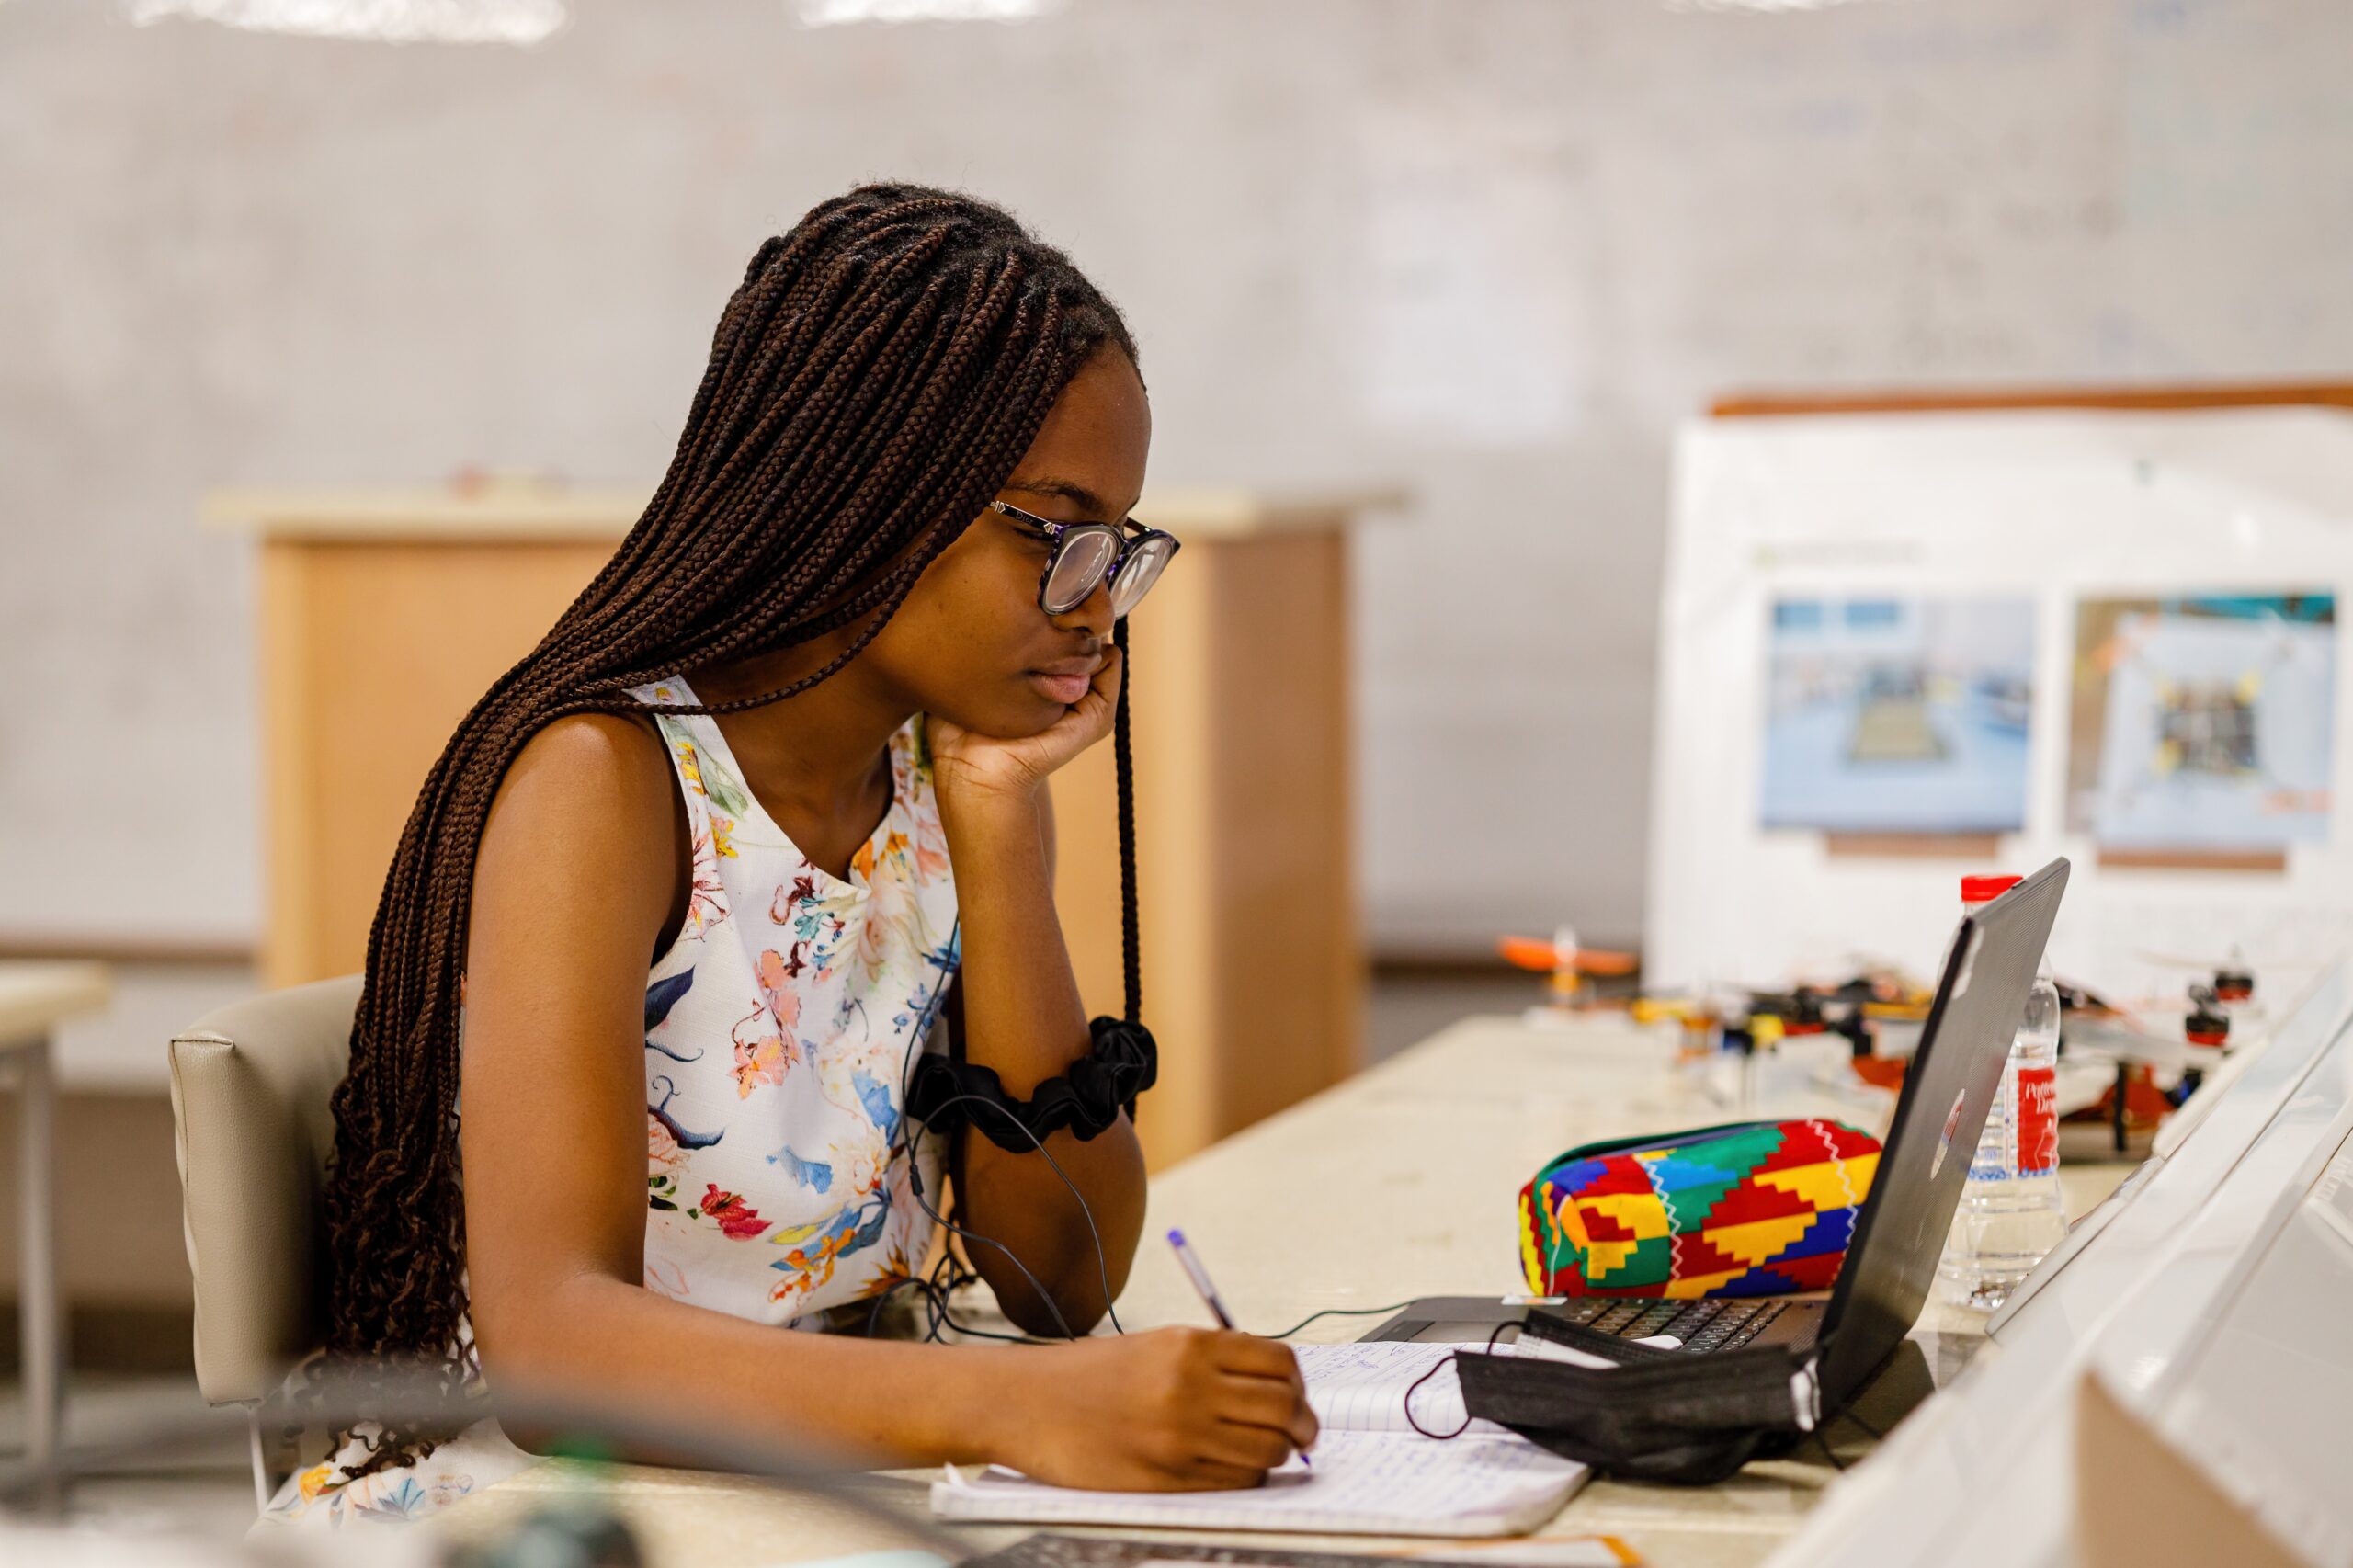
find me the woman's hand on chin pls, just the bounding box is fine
[929,645,1121,810]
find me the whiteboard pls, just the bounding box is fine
[1647,406,2353,1002]
[4,0,2353,953]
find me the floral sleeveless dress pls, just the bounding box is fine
[265,676,961,1528]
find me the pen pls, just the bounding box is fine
[1166,1228,1312,1469]
[1165,1227,1235,1327]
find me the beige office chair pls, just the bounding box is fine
[167,973,360,1510]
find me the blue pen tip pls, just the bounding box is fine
[1166,1228,1186,1245]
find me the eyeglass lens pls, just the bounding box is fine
[1108,535,1173,617]
[1041,528,1121,614]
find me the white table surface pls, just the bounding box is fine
[0,961,109,1046]
[432,1010,2132,1568]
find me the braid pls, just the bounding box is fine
[1112,615,1141,1025]
[318,184,1140,1476]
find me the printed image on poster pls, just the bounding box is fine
[1758,596,2036,837]
[2066,595,2335,856]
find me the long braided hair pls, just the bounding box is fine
[320,184,1140,1471]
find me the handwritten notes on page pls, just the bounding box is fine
[930,1430,1587,1537]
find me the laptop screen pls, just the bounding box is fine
[1816,858,2070,1406]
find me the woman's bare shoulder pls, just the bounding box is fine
[506,711,671,801]
[474,710,681,920]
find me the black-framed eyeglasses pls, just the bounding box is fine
[989,499,1181,619]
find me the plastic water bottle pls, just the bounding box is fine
[1935,874,2067,1311]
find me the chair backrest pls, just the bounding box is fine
[168,974,361,1407]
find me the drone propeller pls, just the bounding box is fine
[1497,936,1638,976]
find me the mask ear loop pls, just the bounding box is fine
[1402,1323,1512,1441]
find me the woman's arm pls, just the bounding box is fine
[458,710,1307,1488]
[938,783,1148,1334]
[927,649,1148,1335]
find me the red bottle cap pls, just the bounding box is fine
[2186,1004,2232,1048]
[1961,874,2022,903]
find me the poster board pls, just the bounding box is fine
[1645,391,2353,1001]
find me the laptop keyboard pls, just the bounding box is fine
[1551,1296,1789,1353]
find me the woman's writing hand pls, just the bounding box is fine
[928,645,1121,809]
[992,1327,1316,1491]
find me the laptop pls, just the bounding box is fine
[1367,858,2070,1407]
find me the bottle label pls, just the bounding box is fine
[2017,1064,2058,1176]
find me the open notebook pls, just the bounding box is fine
[928,1343,1589,1537]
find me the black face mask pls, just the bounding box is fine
[1452,1309,1824,1486]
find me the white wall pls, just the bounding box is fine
[6,0,2353,959]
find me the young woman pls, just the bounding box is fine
[278,184,1315,1525]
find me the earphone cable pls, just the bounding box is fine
[890,925,1125,1343]
[1256,1301,1416,1341]
[904,1089,1125,1338]
[900,1119,1080,1341]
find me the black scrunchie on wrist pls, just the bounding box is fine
[906,1016,1157,1151]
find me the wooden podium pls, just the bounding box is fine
[212,483,1388,1167]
